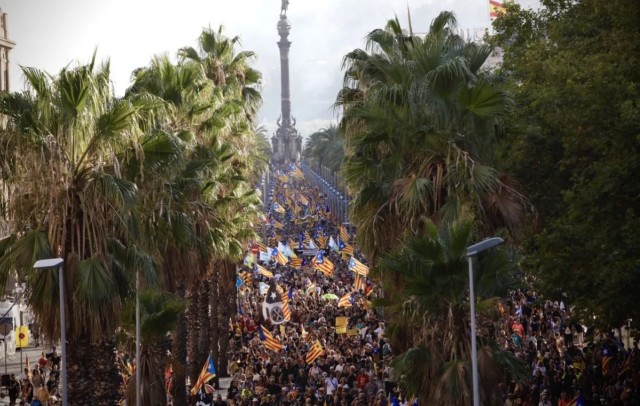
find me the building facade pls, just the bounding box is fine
[0,9,16,92]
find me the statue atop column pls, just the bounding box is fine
[272,0,302,163]
[281,0,289,16]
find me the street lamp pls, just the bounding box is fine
[466,237,504,406]
[33,258,67,406]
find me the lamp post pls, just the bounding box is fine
[466,237,504,406]
[33,258,67,406]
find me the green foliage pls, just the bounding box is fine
[336,11,527,261]
[303,124,344,173]
[381,221,525,405]
[492,0,640,327]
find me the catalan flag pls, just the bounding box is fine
[354,275,365,292]
[255,264,273,278]
[566,394,585,406]
[258,241,268,252]
[338,238,354,256]
[273,202,286,214]
[489,0,505,18]
[602,356,614,376]
[303,232,311,246]
[190,355,217,395]
[291,167,305,179]
[340,225,350,242]
[365,284,374,297]
[348,256,369,277]
[259,325,284,352]
[338,292,354,308]
[239,270,253,286]
[306,340,324,364]
[313,252,335,276]
[298,194,309,206]
[316,235,326,249]
[273,221,285,229]
[290,257,302,269]
[278,286,292,321]
[271,248,289,266]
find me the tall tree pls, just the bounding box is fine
[492,0,640,327]
[0,55,149,405]
[336,12,527,263]
[303,124,344,173]
[382,222,525,405]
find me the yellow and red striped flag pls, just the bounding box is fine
[489,0,505,18]
[338,292,353,308]
[305,340,324,364]
[348,257,369,277]
[256,264,273,278]
[190,355,217,395]
[277,285,292,322]
[313,253,334,276]
[259,325,284,352]
[290,257,302,269]
[339,225,350,242]
[354,275,365,292]
[271,248,289,266]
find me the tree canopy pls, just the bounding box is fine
[492,0,640,327]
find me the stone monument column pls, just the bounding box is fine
[271,0,302,163]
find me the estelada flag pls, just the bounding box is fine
[338,292,353,308]
[255,264,273,278]
[339,225,350,242]
[348,256,369,277]
[190,355,217,395]
[305,340,324,364]
[259,325,284,351]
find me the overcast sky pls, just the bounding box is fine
[1,0,538,137]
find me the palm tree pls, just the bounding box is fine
[0,54,151,405]
[380,221,526,405]
[302,124,344,173]
[120,290,185,406]
[336,12,527,262]
[127,32,267,402]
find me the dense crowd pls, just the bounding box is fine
[217,172,408,406]
[195,166,640,406]
[491,289,640,405]
[5,347,62,406]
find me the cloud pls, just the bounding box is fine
[4,0,541,140]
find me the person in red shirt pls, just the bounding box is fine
[512,320,524,338]
[356,369,369,390]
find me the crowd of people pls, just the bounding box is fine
[6,347,62,406]
[490,290,640,405]
[217,168,408,406]
[194,165,640,406]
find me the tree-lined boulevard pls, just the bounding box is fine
[0,0,639,405]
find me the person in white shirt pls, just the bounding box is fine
[374,322,385,338]
[325,370,338,396]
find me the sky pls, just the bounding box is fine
[1,0,539,138]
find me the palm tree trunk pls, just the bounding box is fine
[217,260,235,375]
[171,283,188,406]
[186,286,201,388]
[209,273,220,368]
[198,282,210,357]
[67,337,122,405]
